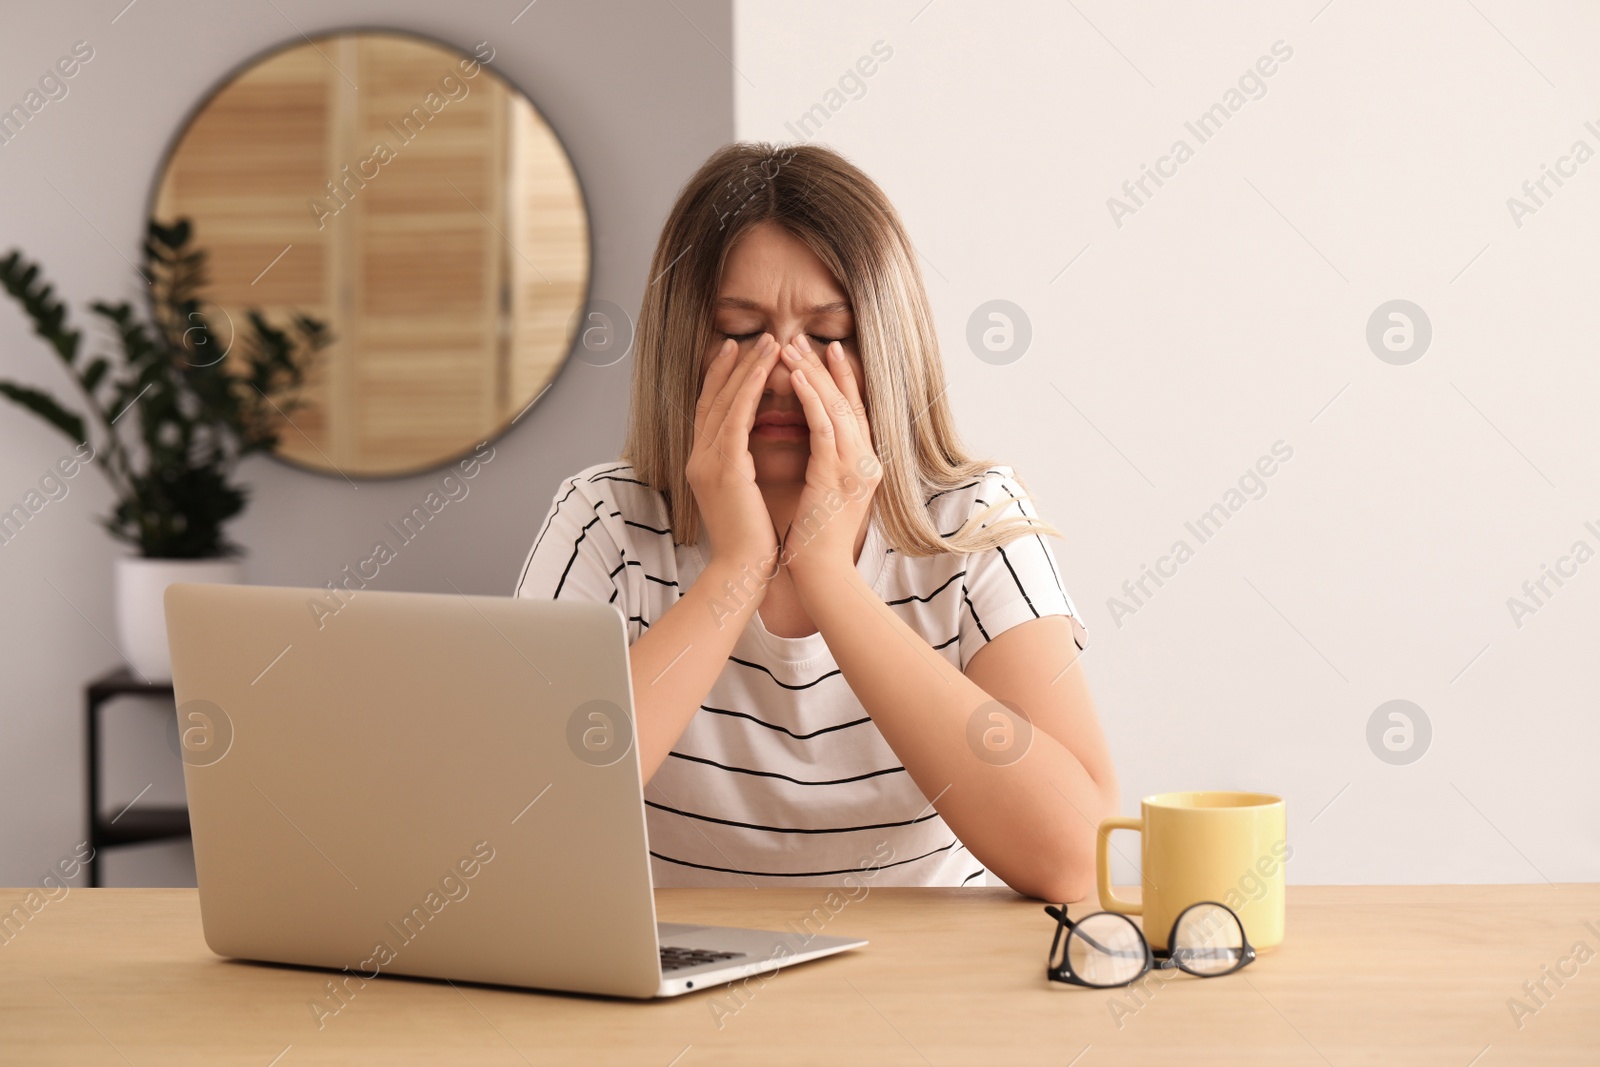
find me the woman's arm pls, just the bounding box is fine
[633,334,785,783]
[792,567,1116,903]
[777,332,1116,902]
[628,557,763,783]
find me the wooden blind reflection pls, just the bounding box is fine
[153,33,588,477]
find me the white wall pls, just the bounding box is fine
[0,0,734,886]
[735,0,1600,884]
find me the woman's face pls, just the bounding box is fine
[702,221,867,486]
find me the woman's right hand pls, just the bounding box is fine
[687,333,781,578]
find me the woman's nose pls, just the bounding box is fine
[763,352,796,395]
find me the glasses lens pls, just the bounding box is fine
[1172,902,1246,976]
[1067,913,1146,987]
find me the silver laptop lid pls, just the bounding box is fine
[164,582,663,998]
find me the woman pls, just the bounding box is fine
[516,143,1117,902]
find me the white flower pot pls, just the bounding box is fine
[116,556,245,682]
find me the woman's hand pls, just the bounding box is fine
[778,332,882,582]
[686,333,782,578]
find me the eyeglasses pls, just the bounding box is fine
[1044,900,1256,989]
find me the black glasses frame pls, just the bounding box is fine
[1044,899,1256,989]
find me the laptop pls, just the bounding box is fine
[163,582,865,998]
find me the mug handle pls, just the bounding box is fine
[1096,816,1143,915]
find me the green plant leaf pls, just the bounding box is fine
[0,249,82,366]
[80,357,110,394]
[6,218,333,558]
[88,299,132,326]
[147,218,191,250]
[0,380,86,445]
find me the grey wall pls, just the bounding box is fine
[0,0,734,886]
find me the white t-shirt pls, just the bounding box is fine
[513,460,1085,888]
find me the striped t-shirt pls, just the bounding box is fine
[513,461,1085,888]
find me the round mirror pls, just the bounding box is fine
[150,31,590,477]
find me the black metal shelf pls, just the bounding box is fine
[96,807,191,848]
[86,666,190,887]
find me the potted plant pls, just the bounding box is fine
[0,218,330,681]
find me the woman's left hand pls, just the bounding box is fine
[778,332,882,583]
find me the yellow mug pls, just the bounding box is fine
[1096,791,1289,951]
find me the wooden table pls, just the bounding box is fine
[2,885,1596,1064]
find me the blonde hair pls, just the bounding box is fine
[622,141,1061,556]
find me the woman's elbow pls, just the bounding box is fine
[1041,777,1119,903]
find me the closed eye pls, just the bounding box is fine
[723,332,852,345]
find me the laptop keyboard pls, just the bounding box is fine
[659,945,747,972]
